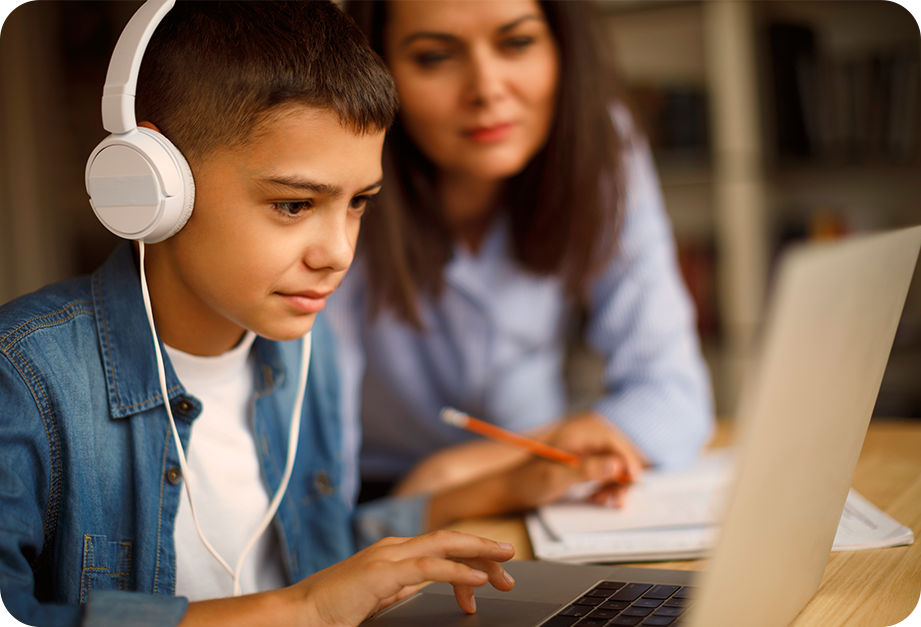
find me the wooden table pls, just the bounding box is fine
[445,419,921,627]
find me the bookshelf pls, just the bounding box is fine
[596,0,921,417]
[1,1,918,417]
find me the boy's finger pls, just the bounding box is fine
[391,554,489,591]
[376,584,423,613]
[453,584,477,614]
[402,530,516,561]
[453,556,516,591]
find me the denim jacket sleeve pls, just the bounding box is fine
[0,349,81,627]
[352,493,430,549]
[82,592,187,627]
[0,334,187,627]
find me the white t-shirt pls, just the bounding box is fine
[165,331,287,600]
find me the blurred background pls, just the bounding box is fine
[1,0,919,420]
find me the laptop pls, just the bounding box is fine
[362,225,921,627]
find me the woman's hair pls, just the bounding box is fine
[135,1,399,165]
[346,0,628,326]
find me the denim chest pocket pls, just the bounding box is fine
[80,534,132,603]
[295,469,354,575]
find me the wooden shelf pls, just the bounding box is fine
[600,0,921,416]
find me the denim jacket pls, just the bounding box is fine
[0,243,425,627]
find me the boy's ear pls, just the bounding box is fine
[87,117,195,243]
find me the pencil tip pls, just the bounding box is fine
[440,407,467,428]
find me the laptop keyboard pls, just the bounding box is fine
[541,581,694,627]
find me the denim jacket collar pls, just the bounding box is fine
[91,243,284,419]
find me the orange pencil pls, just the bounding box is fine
[440,407,582,468]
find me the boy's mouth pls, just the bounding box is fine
[277,289,333,314]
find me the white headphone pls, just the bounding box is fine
[85,0,194,244]
[88,0,311,597]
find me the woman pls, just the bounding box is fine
[329,0,714,523]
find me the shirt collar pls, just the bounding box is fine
[91,243,284,418]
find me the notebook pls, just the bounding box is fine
[361,225,921,627]
[525,450,913,564]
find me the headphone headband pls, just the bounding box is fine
[101,0,175,134]
[87,0,194,244]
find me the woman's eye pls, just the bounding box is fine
[273,200,313,217]
[502,36,535,53]
[414,50,452,68]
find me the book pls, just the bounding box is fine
[526,450,913,564]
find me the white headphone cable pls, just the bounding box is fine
[137,241,309,596]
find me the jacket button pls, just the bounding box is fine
[314,470,334,496]
[174,399,194,415]
[166,466,182,485]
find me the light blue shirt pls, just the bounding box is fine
[327,128,714,497]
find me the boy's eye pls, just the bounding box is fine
[273,200,313,217]
[349,195,373,216]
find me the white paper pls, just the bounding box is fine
[527,513,716,563]
[540,452,733,537]
[528,449,913,564]
[833,488,914,551]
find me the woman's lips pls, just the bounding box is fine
[464,122,515,144]
[278,291,331,314]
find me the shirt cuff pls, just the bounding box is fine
[353,493,430,549]
[83,590,188,627]
[591,393,712,471]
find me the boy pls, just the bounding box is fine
[0,3,514,626]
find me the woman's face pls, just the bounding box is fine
[384,0,560,184]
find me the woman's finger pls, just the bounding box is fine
[580,454,629,484]
[591,482,630,508]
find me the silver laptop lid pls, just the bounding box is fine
[686,226,921,627]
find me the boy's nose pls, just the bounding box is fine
[302,214,355,273]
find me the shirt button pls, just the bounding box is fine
[166,466,182,485]
[174,399,194,415]
[314,470,334,496]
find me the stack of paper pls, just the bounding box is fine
[526,450,913,564]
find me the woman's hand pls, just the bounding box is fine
[289,531,515,626]
[395,412,645,501]
[541,412,647,507]
[393,439,529,497]
[426,412,648,529]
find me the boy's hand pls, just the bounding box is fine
[290,531,515,626]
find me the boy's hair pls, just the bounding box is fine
[135,1,399,164]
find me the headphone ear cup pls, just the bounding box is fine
[86,126,195,243]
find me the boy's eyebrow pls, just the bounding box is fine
[259,175,383,197]
[400,14,541,47]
